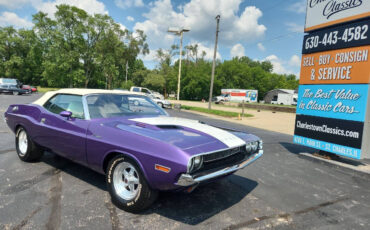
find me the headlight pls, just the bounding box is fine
[251,141,258,152]
[245,143,252,152]
[258,140,263,150]
[188,155,203,173]
[245,141,259,153]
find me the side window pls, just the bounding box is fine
[44,94,85,119]
[132,87,140,92]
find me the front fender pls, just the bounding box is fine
[86,122,190,190]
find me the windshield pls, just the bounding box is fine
[86,94,167,119]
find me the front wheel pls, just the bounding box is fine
[13,91,19,96]
[16,127,44,162]
[106,156,158,213]
[157,102,163,108]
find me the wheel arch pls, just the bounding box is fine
[102,151,150,183]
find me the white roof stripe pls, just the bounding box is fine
[32,88,144,106]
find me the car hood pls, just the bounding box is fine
[110,116,247,154]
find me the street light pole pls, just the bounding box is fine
[177,31,184,101]
[168,27,190,101]
[208,15,220,110]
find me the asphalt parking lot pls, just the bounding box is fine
[1,94,370,230]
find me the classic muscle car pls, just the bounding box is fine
[4,89,263,212]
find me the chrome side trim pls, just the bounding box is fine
[82,95,90,120]
[177,150,263,186]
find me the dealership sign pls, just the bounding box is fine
[302,18,370,54]
[296,84,369,121]
[295,1,370,159]
[294,84,368,159]
[300,45,370,85]
[305,0,370,32]
[294,115,363,159]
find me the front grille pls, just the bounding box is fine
[191,147,251,178]
[203,146,242,162]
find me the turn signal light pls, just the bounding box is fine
[155,164,171,173]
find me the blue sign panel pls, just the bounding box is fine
[293,135,361,159]
[296,84,369,122]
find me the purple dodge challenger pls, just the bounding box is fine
[4,89,263,212]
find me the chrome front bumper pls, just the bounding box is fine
[176,150,263,186]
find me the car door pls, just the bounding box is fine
[38,94,89,164]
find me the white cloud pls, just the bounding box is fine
[288,0,306,14]
[289,55,301,67]
[0,0,33,9]
[34,0,108,17]
[0,11,33,28]
[265,55,287,75]
[127,16,135,22]
[257,42,265,51]
[133,0,266,51]
[286,22,303,33]
[115,0,144,9]
[118,23,127,31]
[196,42,222,60]
[230,43,245,58]
[265,54,300,76]
[139,49,158,62]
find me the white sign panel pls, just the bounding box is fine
[305,0,370,32]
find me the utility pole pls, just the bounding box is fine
[208,15,220,109]
[125,61,128,83]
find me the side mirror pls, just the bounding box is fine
[59,111,72,119]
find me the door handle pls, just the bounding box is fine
[40,118,46,124]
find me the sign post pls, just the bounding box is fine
[294,1,370,159]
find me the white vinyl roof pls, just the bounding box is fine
[32,88,144,106]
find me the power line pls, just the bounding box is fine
[244,31,302,49]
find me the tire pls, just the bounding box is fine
[157,102,163,108]
[15,127,44,162]
[106,155,158,213]
[13,91,19,96]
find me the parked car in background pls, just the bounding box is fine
[148,94,171,108]
[271,93,297,106]
[4,88,263,212]
[152,91,165,100]
[0,84,29,95]
[214,94,230,104]
[130,86,153,95]
[31,86,38,93]
[130,86,165,100]
[0,78,22,88]
[21,85,33,94]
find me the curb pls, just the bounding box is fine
[299,152,370,178]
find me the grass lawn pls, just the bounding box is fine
[37,86,60,93]
[181,105,253,118]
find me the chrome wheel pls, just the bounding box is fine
[113,162,140,200]
[18,130,28,156]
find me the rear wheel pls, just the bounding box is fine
[106,155,158,213]
[15,127,44,162]
[157,102,163,108]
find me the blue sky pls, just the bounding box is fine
[0,0,307,77]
